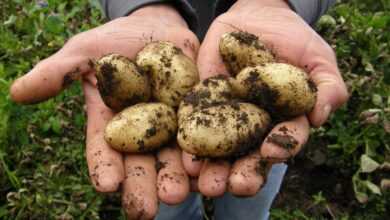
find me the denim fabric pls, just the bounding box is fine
[155,163,288,220]
[155,192,203,220]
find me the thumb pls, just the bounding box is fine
[300,40,349,127]
[309,70,349,127]
[10,32,96,104]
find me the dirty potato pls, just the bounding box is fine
[233,63,317,118]
[105,103,177,153]
[177,102,270,157]
[95,54,151,111]
[219,31,275,76]
[177,75,234,124]
[136,42,199,107]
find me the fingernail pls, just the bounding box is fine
[318,104,332,125]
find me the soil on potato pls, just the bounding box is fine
[243,70,281,116]
[307,78,318,93]
[96,63,117,97]
[230,31,265,50]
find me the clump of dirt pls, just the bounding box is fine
[255,159,268,177]
[231,31,259,47]
[96,63,117,97]
[145,127,157,138]
[233,123,264,158]
[307,78,318,93]
[155,160,168,172]
[243,71,280,115]
[267,133,298,150]
[137,140,146,152]
[62,67,81,88]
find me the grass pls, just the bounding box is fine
[0,0,389,219]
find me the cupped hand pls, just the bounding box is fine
[10,4,199,219]
[183,0,349,197]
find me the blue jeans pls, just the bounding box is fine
[155,163,287,220]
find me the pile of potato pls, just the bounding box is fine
[97,42,199,152]
[95,31,317,158]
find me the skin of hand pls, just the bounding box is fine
[182,0,349,197]
[10,4,199,219]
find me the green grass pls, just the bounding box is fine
[0,0,389,219]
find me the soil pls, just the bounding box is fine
[272,138,359,218]
[145,127,157,138]
[255,159,268,177]
[245,76,280,116]
[62,67,81,88]
[307,78,318,93]
[230,31,259,48]
[137,140,146,152]
[155,160,167,172]
[267,133,299,150]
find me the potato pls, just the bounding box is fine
[219,31,275,76]
[95,54,151,111]
[177,75,234,124]
[105,103,177,153]
[233,63,317,118]
[178,102,270,157]
[136,42,199,107]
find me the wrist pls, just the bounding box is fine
[130,4,188,28]
[229,0,291,12]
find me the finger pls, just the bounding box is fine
[298,36,349,127]
[122,154,158,220]
[157,145,190,205]
[182,151,203,177]
[228,152,266,196]
[196,21,236,79]
[165,27,200,62]
[198,159,231,197]
[309,71,349,127]
[83,78,124,192]
[260,116,310,161]
[10,33,95,104]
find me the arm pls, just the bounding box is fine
[99,0,198,30]
[214,0,336,25]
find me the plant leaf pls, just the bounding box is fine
[364,180,382,195]
[361,154,380,173]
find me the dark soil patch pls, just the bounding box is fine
[267,133,298,150]
[230,31,261,49]
[272,138,359,218]
[155,160,168,172]
[62,67,81,88]
[145,127,157,138]
[96,63,117,97]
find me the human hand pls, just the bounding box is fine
[10,4,199,219]
[182,0,349,197]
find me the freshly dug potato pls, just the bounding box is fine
[105,103,177,153]
[233,63,317,118]
[95,54,151,111]
[177,75,234,124]
[178,102,270,157]
[136,42,199,107]
[219,31,275,76]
